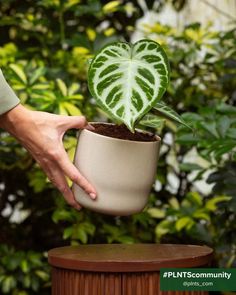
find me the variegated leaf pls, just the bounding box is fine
[140,114,165,130]
[56,78,67,96]
[9,64,27,84]
[154,101,191,129]
[88,39,170,131]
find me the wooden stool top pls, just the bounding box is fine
[48,244,213,272]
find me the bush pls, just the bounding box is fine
[0,244,50,294]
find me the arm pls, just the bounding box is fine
[0,71,96,210]
[0,69,20,114]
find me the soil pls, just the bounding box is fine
[91,123,157,142]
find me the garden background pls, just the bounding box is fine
[0,0,235,294]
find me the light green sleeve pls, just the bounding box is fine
[0,69,20,115]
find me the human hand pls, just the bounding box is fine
[0,104,96,210]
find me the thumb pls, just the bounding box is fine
[58,115,88,131]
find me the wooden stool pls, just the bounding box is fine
[48,244,213,295]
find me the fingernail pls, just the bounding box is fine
[89,192,96,199]
[86,124,95,131]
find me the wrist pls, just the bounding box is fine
[0,104,31,135]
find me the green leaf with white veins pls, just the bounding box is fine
[153,101,192,129]
[140,114,165,130]
[88,39,170,131]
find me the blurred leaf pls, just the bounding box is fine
[59,104,68,115]
[227,128,236,139]
[63,227,73,239]
[52,209,74,223]
[217,116,230,138]
[176,216,194,231]
[205,196,231,211]
[117,236,134,244]
[193,210,210,221]
[31,277,40,291]
[103,1,121,14]
[35,270,50,281]
[29,67,46,85]
[2,276,16,293]
[76,228,87,244]
[104,28,116,37]
[179,163,202,172]
[68,94,83,100]
[65,0,82,10]
[147,208,166,218]
[155,220,173,238]
[68,83,80,95]
[86,28,96,41]
[20,260,29,273]
[181,112,202,123]
[73,46,90,55]
[216,103,236,114]
[56,78,67,96]
[82,222,96,236]
[199,121,219,138]
[187,192,203,206]
[169,197,180,209]
[62,102,81,115]
[22,275,31,288]
[31,83,50,90]
[9,64,27,84]
[176,134,199,144]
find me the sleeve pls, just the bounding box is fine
[0,69,20,115]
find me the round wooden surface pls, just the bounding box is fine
[48,244,213,272]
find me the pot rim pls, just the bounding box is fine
[80,122,161,144]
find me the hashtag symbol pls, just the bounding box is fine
[163,272,168,278]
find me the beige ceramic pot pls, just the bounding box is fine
[72,123,161,216]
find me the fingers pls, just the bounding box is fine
[57,115,95,133]
[50,113,97,199]
[40,160,82,210]
[55,148,97,199]
[58,115,88,131]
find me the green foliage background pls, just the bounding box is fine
[0,0,235,294]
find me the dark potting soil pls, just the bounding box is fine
[91,123,157,142]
